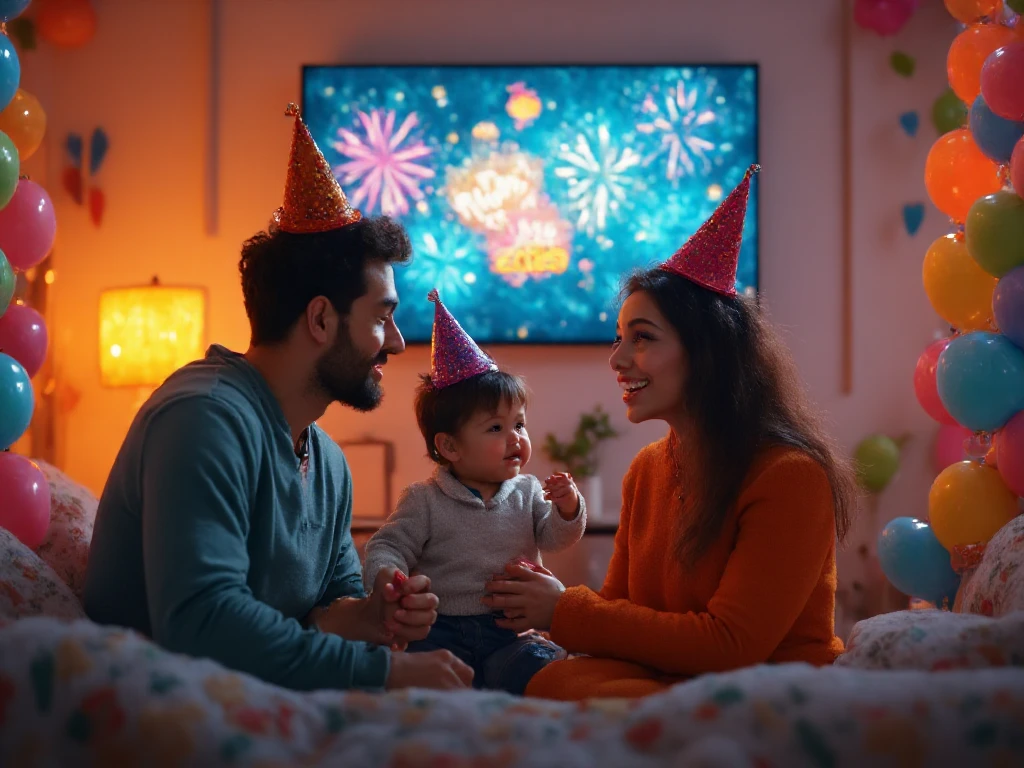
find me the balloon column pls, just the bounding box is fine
[0,0,52,549]
[886,0,1024,608]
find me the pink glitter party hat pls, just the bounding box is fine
[659,164,759,296]
[428,289,498,389]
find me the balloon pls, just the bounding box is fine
[0,452,50,549]
[878,517,961,607]
[854,0,917,36]
[922,233,997,331]
[929,460,1019,549]
[0,351,32,450]
[996,410,1024,496]
[969,95,1024,164]
[0,89,46,162]
[945,0,1004,22]
[915,338,959,425]
[0,301,47,378]
[932,89,968,135]
[36,0,98,49]
[0,180,56,271]
[854,434,901,493]
[0,129,17,209]
[1010,0,1024,12]
[934,424,973,472]
[965,191,1024,278]
[0,31,20,113]
[947,23,1021,104]
[981,42,1024,122]
[0,248,13,317]
[937,331,1024,431]
[994,266,1024,350]
[1013,136,1024,194]
[0,0,30,22]
[924,129,1002,222]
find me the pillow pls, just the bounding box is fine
[955,514,1024,618]
[835,608,1024,671]
[0,527,86,621]
[31,460,98,600]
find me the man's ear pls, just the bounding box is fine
[434,433,460,463]
[305,296,334,345]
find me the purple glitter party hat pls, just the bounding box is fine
[428,289,498,389]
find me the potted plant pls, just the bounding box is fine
[543,405,617,520]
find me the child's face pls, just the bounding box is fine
[445,399,531,484]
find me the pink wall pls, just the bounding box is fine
[22,0,955,583]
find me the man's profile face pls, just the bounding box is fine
[313,261,405,411]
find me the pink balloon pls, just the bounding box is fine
[915,338,958,426]
[853,0,917,37]
[1012,136,1024,199]
[0,452,50,549]
[933,424,973,473]
[0,302,48,378]
[0,180,57,271]
[981,42,1024,123]
[996,411,1024,497]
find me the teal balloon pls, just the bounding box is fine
[937,331,1024,432]
[0,1,30,23]
[932,89,967,135]
[966,191,1024,278]
[854,434,901,493]
[0,351,32,450]
[0,248,13,318]
[0,130,18,209]
[0,33,19,112]
[878,517,960,607]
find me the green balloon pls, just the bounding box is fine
[965,191,1024,278]
[1008,0,1024,14]
[854,435,901,493]
[0,131,18,210]
[932,89,967,135]
[0,249,15,319]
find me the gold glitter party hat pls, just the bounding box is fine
[272,103,362,234]
[659,164,759,297]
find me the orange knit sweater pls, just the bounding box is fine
[526,437,844,700]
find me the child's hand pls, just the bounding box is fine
[373,568,438,650]
[543,472,580,519]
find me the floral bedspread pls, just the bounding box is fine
[1,618,1023,767]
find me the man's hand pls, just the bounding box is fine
[372,568,438,650]
[543,472,581,520]
[386,649,474,690]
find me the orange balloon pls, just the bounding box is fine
[0,89,47,162]
[923,233,998,331]
[36,0,97,49]
[944,0,1003,23]
[924,129,1002,223]
[947,23,1021,104]
[928,460,1019,550]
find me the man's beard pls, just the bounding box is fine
[313,329,385,412]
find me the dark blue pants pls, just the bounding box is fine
[406,614,562,695]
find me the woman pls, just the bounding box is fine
[482,166,856,700]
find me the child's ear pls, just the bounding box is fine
[434,433,460,463]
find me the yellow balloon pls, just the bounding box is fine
[922,233,997,331]
[928,461,1019,550]
[0,89,47,162]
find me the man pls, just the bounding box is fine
[83,104,473,692]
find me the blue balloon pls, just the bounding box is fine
[994,267,1024,352]
[937,331,1024,432]
[878,517,961,607]
[0,34,19,113]
[970,95,1024,165]
[0,351,32,450]
[0,0,30,23]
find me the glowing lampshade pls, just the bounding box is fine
[99,277,206,388]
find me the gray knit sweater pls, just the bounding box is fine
[363,467,587,616]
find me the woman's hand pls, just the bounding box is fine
[482,562,566,633]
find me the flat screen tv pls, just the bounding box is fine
[302,64,758,344]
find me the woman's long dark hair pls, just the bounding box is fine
[623,268,856,565]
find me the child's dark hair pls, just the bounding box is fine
[415,370,529,464]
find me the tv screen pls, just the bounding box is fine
[302,64,759,344]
